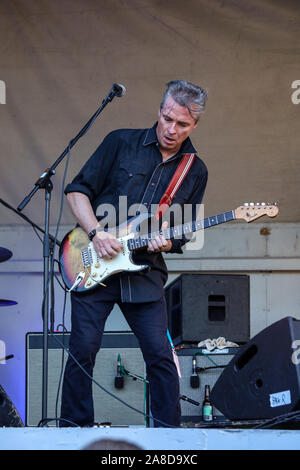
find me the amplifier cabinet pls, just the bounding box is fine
[177,347,239,423]
[26,331,147,427]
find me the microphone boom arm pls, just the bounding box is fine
[17,83,125,212]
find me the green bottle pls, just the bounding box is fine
[202,385,213,421]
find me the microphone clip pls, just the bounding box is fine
[114,354,124,389]
[190,355,200,389]
[107,83,126,102]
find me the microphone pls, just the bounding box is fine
[180,394,200,407]
[190,355,200,389]
[112,83,126,97]
[0,354,14,363]
[114,354,124,389]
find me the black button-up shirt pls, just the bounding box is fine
[65,123,208,302]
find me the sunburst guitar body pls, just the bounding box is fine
[59,213,149,293]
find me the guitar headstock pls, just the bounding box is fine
[234,202,279,223]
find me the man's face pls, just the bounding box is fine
[156,96,198,156]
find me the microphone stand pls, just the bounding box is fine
[122,367,200,427]
[0,198,60,248]
[16,84,124,423]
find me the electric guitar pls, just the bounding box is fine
[59,202,279,293]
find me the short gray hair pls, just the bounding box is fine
[161,80,207,122]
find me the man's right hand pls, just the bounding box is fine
[92,230,122,260]
[65,193,123,261]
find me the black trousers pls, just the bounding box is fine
[60,276,181,427]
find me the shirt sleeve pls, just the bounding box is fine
[168,159,208,254]
[64,130,120,203]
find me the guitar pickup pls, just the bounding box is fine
[81,248,91,268]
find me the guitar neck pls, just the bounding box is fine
[127,210,236,251]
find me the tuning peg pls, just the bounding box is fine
[261,202,266,206]
[250,202,255,206]
[256,202,261,205]
[244,202,249,206]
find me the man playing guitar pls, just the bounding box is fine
[60,80,208,428]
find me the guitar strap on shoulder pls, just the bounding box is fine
[155,153,196,221]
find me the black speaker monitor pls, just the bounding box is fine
[211,316,300,420]
[165,274,250,346]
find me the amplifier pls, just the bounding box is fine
[26,331,147,427]
[177,347,239,424]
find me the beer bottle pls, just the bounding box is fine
[202,384,213,421]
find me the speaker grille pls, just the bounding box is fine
[177,347,239,423]
[26,332,147,426]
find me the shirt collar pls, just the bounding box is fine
[143,122,197,155]
[143,123,158,146]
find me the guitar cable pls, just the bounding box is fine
[44,268,180,428]
[54,282,68,426]
[46,267,178,429]
[51,271,177,428]
[50,275,149,428]
[45,258,154,428]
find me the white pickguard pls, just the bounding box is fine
[83,233,148,289]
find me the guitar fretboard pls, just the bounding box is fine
[127,210,235,251]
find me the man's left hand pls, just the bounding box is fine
[147,221,172,253]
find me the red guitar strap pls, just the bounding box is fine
[155,153,196,221]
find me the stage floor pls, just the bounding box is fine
[0,426,300,450]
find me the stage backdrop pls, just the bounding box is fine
[0,0,300,425]
[0,0,299,226]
